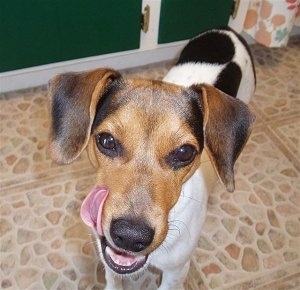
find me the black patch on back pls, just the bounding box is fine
[177,31,235,65]
[222,26,257,84]
[214,62,242,97]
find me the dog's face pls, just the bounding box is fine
[48,68,254,274]
[87,78,204,255]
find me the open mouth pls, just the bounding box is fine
[100,237,148,275]
[80,187,148,274]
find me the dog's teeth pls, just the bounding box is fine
[106,246,137,267]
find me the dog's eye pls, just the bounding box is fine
[166,144,197,170]
[176,145,196,162]
[98,133,116,150]
[96,133,120,158]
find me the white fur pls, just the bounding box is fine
[163,63,226,87]
[103,152,217,290]
[103,29,254,289]
[149,151,216,290]
[150,29,254,289]
[163,29,255,105]
[223,30,255,104]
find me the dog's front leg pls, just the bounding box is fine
[104,268,122,290]
[158,260,190,290]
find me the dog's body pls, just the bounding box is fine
[48,27,255,289]
[164,27,255,103]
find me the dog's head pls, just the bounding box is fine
[48,68,255,274]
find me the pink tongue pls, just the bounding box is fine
[80,186,109,236]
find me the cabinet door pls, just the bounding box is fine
[0,0,142,72]
[158,0,233,43]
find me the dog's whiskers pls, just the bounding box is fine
[158,239,171,255]
[168,223,181,235]
[180,190,203,204]
[170,219,191,240]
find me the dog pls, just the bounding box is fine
[48,27,255,289]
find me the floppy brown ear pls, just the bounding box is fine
[193,84,255,192]
[48,68,121,164]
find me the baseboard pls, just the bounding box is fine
[0,41,187,93]
[2,25,299,94]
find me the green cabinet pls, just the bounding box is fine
[0,1,142,72]
[158,0,233,43]
[0,0,233,73]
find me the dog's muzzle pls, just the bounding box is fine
[80,186,150,274]
[100,236,148,274]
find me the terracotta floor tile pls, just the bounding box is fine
[1,36,299,289]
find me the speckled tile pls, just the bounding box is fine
[267,116,300,171]
[195,123,300,289]
[250,38,300,121]
[1,36,299,290]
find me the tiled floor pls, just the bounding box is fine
[1,36,299,290]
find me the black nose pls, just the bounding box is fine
[110,218,155,252]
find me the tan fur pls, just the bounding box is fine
[198,84,255,192]
[48,68,120,164]
[87,79,201,253]
[48,68,255,258]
